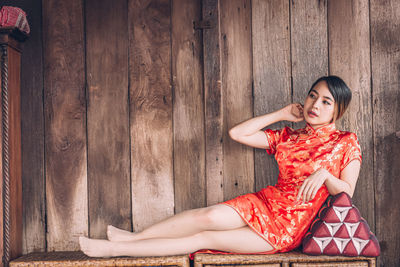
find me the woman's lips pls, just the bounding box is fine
[308,111,318,117]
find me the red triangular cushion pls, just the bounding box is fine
[333,224,350,238]
[313,223,331,237]
[302,191,380,257]
[344,207,362,223]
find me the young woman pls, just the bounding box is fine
[79,75,362,257]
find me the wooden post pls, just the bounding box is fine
[0,27,27,267]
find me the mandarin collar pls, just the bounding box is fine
[304,122,337,136]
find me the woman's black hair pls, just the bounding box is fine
[307,75,352,122]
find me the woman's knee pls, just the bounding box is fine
[195,204,246,230]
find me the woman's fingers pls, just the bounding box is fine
[310,186,319,201]
[304,183,314,202]
[297,181,305,201]
[297,179,318,202]
[298,180,310,203]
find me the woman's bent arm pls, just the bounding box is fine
[324,160,361,197]
[228,103,304,149]
[228,110,283,149]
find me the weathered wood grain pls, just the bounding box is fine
[8,44,23,261]
[252,0,291,191]
[86,0,131,238]
[220,0,254,200]
[202,0,224,206]
[370,0,400,266]
[2,0,46,254]
[129,0,174,230]
[43,0,88,250]
[291,0,328,125]
[328,0,374,230]
[0,35,24,262]
[172,0,205,212]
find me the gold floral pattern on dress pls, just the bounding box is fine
[222,122,362,253]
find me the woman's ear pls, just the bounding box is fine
[331,104,338,123]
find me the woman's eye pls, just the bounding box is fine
[323,101,331,105]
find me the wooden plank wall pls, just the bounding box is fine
[172,0,205,212]
[43,0,88,251]
[328,0,374,230]
[6,0,398,265]
[370,1,400,266]
[129,0,175,232]
[86,0,131,238]
[221,0,254,200]
[2,0,46,255]
[252,0,291,191]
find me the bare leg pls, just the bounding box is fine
[80,226,275,257]
[107,204,246,242]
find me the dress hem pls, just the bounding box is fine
[220,202,280,253]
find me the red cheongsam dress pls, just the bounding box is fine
[190,121,362,258]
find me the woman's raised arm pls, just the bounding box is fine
[228,103,304,149]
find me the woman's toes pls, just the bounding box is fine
[107,225,117,240]
[79,236,90,253]
[78,236,114,258]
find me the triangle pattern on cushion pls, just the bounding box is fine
[352,238,370,255]
[353,220,370,240]
[333,224,350,238]
[344,207,361,223]
[313,237,333,252]
[333,206,352,222]
[361,235,381,257]
[343,239,359,256]
[323,239,341,255]
[333,237,351,253]
[302,191,381,257]
[320,207,341,223]
[329,191,352,207]
[313,223,331,237]
[344,222,360,237]
[324,222,342,236]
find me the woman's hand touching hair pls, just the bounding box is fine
[228,102,304,149]
[279,103,305,123]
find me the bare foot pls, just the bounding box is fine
[107,225,137,242]
[79,236,115,258]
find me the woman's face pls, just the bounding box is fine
[303,80,336,129]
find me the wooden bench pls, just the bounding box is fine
[9,250,376,267]
[193,251,376,267]
[9,251,190,267]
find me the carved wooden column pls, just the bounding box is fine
[0,27,27,267]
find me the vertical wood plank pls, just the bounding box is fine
[370,0,400,266]
[19,0,46,254]
[2,0,46,254]
[129,0,174,230]
[7,43,23,261]
[252,0,291,191]
[0,38,24,263]
[203,0,224,206]
[172,0,205,212]
[86,0,131,238]
[291,0,328,121]
[220,0,254,200]
[43,0,88,250]
[328,0,374,230]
